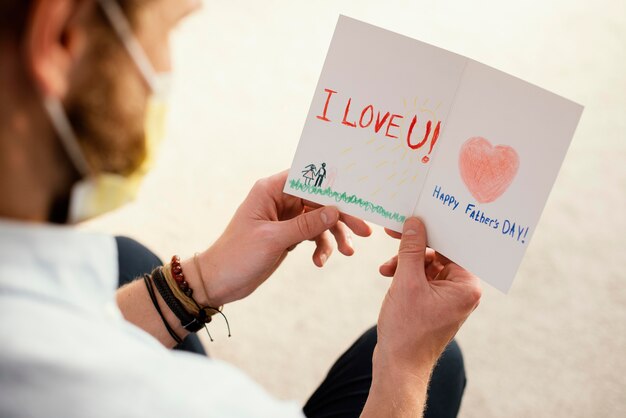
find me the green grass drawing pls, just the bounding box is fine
[288,179,406,223]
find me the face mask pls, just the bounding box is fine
[43,0,171,223]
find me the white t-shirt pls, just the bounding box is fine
[0,219,304,418]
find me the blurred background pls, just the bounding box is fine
[83,0,626,416]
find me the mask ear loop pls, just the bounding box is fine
[96,0,158,92]
[40,0,153,179]
[42,97,92,177]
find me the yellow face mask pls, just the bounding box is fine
[67,81,169,223]
[43,0,171,223]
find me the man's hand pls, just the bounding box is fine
[361,217,481,418]
[184,170,372,307]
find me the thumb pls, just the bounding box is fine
[395,217,428,283]
[278,206,340,248]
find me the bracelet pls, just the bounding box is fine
[170,255,193,298]
[151,267,206,333]
[150,256,232,341]
[169,255,231,340]
[165,255,224,322]
[143,274,183,344]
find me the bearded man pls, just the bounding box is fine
[0,1,481,417]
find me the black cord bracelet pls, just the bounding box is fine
[143,274,183,344]
[151,267,206,333]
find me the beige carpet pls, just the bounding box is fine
[84,0,626,416]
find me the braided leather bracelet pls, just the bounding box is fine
[151,267,206,333]
[144,274,183,344]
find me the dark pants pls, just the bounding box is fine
[303,328,466,418]
[115,236,466,417]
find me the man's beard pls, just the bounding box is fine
[64,25,148,177]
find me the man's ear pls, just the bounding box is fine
[24,0,92,98]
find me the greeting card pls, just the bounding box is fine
[285,16,583,292]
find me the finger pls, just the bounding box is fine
[300,199,371,238]
[423,249,439,280]
[434,251,453,266]
[437,262,479,285]
[379,255,398,277]
[302,198,322,209]
[425,259,445,281]
[269,170,289,189]
[421,249,450,280]
[277,206,340,248]
[425,248,441,267]
[339,213,372,237]
[436,263,482,309]
[312,231,333,267]
[384,228,403,239]
[425,248,437,264]
[259,170,290,202]
[329,222,354,256]
[395,217,428,285]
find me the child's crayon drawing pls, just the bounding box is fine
[458,137,520,203]
[289,178,406,222]
[301,162,328,187]
[316,88,442,165]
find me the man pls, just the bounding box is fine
[315,162,327,187]
[0,1,482,417]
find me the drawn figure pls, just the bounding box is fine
[302,164,317,186]
[459,137,519,203]
[315,163,327,187]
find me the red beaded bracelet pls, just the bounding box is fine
[166,254,231,340]
[170,255,193,298]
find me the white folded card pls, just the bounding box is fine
[285,15,583,293]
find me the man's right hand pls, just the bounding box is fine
[361,217,482,418]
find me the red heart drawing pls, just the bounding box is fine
[459,137,519,203]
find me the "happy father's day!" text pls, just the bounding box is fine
[432,185,529,244]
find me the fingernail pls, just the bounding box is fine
[321,208,334,225]
[404,229,417,236]
[347,234,353,247]
[320,253,328,265]
[384,257,395,265]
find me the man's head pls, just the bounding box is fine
[0,0,200,221]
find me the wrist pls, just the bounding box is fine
[181,252,225,308]
[372,345,435,388]
[362,346,435,417]
[163,257,232,339]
